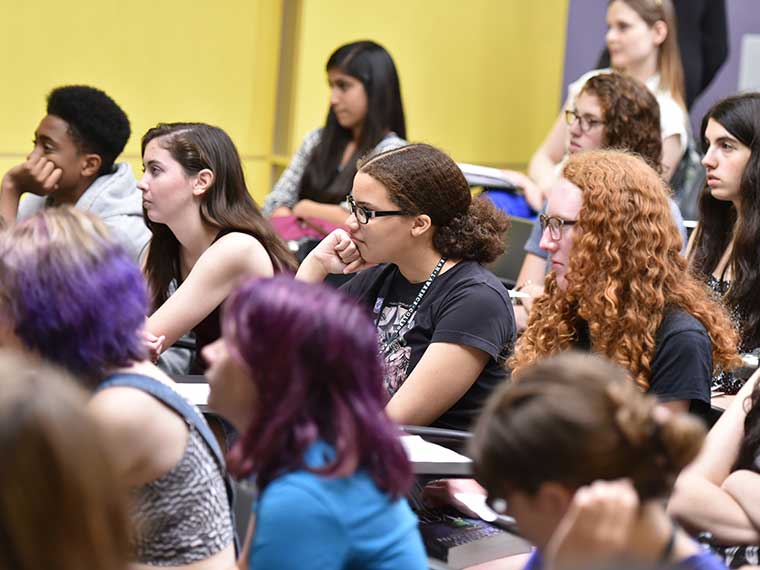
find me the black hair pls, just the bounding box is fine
[298,40,406,205]
[46,85,131,176]
[691,92,760,349]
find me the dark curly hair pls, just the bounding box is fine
[47,85,130,176]
[510,150,739,389]
[580,72,662,172]
[358,144,509,263]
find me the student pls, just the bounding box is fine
[670,368,760,568]
[0,350,131,570]
[469,351,725,570]
[687,93,760,397]
[510,150,738,416]
[297,143,515,430]
[0,85,149,262]
[263,40,406,224]
[513,71,687,329]
[0,207,236,569]
[203,276,427,570]
[508,0,687,205]
[139,122,295,371]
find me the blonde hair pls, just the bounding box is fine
[610,0,686,109]
[0,350,131,570]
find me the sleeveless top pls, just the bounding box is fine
[99,373,234,565]
[132,428,233,564]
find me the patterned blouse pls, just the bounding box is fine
[705,274,747,395]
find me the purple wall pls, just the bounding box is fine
[562,0,760,132]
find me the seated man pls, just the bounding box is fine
[0,85,148,262]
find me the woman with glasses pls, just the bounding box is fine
[470,351,725,570]
[297,143,515,431]
[514,71,687,330]
[263,40,406,224]
[511,149,737,415]
[503,0,687,211]
[687,93,760,398]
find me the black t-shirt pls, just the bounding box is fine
[575,309,712,417]
[342,261,516,431]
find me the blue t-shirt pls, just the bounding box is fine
[523,546,726,570]
[249,442,427,570]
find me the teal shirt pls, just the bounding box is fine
[249,442,427,570]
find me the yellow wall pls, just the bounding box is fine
[289,0,568,167]
[0,0,282,204]
[0,1,568,205]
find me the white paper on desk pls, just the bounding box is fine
[457,163,518,189]
[401,435,472,475]
[174,383,210,406]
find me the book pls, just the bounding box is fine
[418,508,533,569]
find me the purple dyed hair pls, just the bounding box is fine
[0,208,148,386]
[223,275,413,498]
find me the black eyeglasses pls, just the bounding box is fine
[564,109,604,134]
[539,214,577,240]
[347,195,408,225]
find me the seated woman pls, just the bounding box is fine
[0,350,131,570]
[297,143,515,430]
[687,93,760,398]
[514,71,687,330]
[511,0,688,205]
[203,276,427,570]
[670,367,760,568]
[511,150,737,416]
[469,351,724,570]
[0,207,236,569]
[140,122,295,372]
[263,40,407,225]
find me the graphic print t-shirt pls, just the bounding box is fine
[341,261,516,431]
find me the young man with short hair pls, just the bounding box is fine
[0,85,149,262]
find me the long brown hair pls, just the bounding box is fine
[510,150,738,388]
[609,0,686,110]
[141,123,296,310]
[0,350,131,570]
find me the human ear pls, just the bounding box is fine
[651,20,667,46]
[81,153,102,178]
[192,168,215,197]
[410,214,432,238]
[536,482,574,517]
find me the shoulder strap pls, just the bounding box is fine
[97,373,241,554]
[97,374,225,474]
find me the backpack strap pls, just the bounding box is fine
[97,373,240,553]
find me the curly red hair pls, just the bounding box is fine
[510,150,739,389]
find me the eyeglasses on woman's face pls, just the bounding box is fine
[347,195,407,225]
[564,109,604,134]
[539,214,578,241]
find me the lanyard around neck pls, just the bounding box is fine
[383,256,447,347]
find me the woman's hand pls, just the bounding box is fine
[297,229,373,281]
[142,329,165,363]
[269,206,293,218]
[545,479,639,570]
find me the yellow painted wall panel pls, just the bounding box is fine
[0,0,281,199]
[290,0,568,168]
